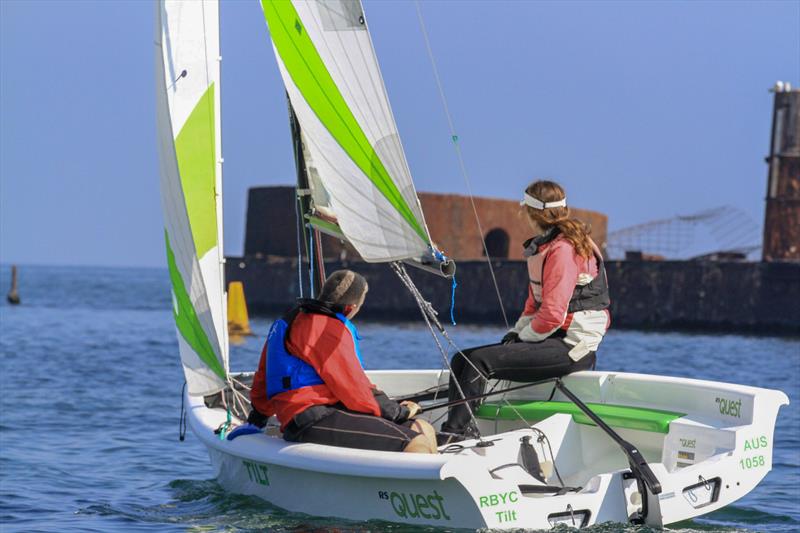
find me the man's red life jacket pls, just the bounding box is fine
[250,301,381,430]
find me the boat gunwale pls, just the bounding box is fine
[186,394,457,480]
[186,370,788,481]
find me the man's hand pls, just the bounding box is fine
[501,331,520,345]
[400,400,422,418]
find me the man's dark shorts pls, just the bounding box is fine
[283,404,420,452]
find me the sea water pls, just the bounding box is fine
[0,265,797,532]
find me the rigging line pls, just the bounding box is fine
[235,390,249,420]
[414,1,509,328]
[392,260,488,383]
[217,388,231,439]
[414,0,510,328]
[433,367,446,404]
[423,377,558,413]
[228,379,249,405]
[391,262,486,439]
[314,227,327,287]
[228,375,252,391]
[426,407,450,428]
[229,388,244,421]
[309,230,316,297]
[294,193,305,298]
[220,379,250,422]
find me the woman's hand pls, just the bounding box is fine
[400,401,422,418]
[501,331,520,344]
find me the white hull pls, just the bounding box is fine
[186,370,788,529]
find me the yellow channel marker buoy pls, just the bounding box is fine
[227,281,253,336]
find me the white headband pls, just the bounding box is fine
[520,192,567,210]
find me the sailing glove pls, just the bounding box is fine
[373,389,411,424]
[501,331,520,344]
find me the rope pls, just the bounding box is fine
[392,262,492,397]
[433,249,457,325]
[449,276,457,326]
[414,1,509,329]
[229,374,252,391]
[225,375,253,422]
[218,408,232,441]
[391,262,487,439]
[217,392,233,441]
[230,386,248,422]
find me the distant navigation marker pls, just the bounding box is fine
[7,265,20,305]
[227,281,253,338]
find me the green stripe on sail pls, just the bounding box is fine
[261,0,428,244]
[165,231,226,380]
[175,83,218,258]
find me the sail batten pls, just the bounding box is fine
[156,0,228,396]
[261,0,435,263]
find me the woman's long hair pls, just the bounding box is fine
[524,180,593,258]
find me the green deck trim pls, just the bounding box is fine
[476,401,685,434]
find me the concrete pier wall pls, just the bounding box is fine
[225,257,800,335]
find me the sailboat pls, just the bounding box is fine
[155,0,789,529]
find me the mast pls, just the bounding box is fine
[287,97,326,295]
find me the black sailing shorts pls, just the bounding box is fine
[283,404,420,452]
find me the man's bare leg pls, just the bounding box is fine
[403,419,437,454]
[411,419,437,450]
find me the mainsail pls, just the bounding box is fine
[260,0,438,264]
[155,0,228,396]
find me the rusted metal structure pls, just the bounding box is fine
[243,186,607,262]
[417,193,607,260]
[763,83,800,262]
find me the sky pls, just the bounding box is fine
[1,0,798,268]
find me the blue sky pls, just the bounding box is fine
[1,0,798,267]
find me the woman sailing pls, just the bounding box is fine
[441,180,611,440]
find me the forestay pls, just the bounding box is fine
[155,0,228,396]
[260,0,435,263]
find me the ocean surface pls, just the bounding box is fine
[0,264,797,533]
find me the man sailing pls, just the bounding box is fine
[248,270,437,454]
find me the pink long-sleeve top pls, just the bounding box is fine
[514,235,610,356]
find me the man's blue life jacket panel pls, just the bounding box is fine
[265,314,364,399]
[265,318,324,399]
[336,312,364,367]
